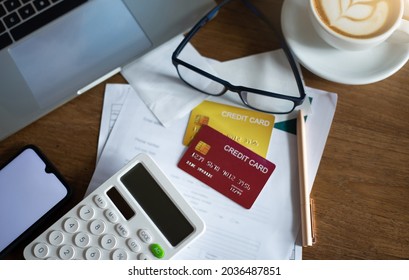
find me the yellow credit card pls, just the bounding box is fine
[183,100,275,157]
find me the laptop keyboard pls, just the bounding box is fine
[0,0,87,50]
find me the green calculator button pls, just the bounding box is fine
[149,243,165,259]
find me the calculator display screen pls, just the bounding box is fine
[120,163,194,246]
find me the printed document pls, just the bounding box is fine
[88,84,337,259]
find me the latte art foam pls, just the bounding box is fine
[313,0,399,38]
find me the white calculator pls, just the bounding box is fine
[23,154,205,260]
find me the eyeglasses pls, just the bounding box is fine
[172,0,306,114]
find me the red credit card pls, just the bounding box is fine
[178,125,276,209]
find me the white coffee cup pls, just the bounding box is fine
[308,0,409,51]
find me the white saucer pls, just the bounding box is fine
[281,0,409,85]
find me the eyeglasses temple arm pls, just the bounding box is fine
[173,0,233,59]
[241,0,306,101]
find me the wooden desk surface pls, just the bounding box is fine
[1,0,408,260]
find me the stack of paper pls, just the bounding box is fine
[87,35,337,259]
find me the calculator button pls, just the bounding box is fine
[48,230,64,246]
[137,253,150,260]
[78,205,95,220]
[93,195,107,208]
[111,249,128,260]
[100,234,117,250]
[104,209,118,223]
[63,217,80,233]
[126,238,141,253]
[85,247,101,260]
[138,229,153,243]
[150,243,165,259]
[74,232,91,248]
[33,243,49,259]
[58,245,75,260]
[89,219,106,235]
[115,223,129,237]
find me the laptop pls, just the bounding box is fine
[0,0,214,141]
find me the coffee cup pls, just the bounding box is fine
[308,0,409,51]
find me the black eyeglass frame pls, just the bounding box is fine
[172,0,306,114]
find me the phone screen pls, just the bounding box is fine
[0,146,70,256]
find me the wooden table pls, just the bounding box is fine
[1,0,408,260]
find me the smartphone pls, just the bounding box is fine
[0,145,71,257]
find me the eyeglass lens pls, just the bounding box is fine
[240,91,295,113]
[177,63,296,113]
[176,64,226,95]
